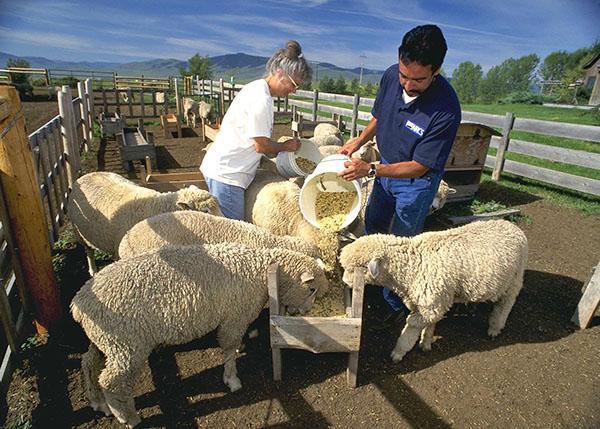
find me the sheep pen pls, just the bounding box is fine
[4,108,599,429]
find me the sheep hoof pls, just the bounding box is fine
[91,401,112,416]
[390,349,406,363]
[487,327,502,337]
[419,342,432,352]
[225,376,242,392]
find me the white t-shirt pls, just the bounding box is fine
[402,89,419,104]
[200,79,273,189]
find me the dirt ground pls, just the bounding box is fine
[2,100,599,428]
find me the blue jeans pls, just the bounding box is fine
[205,177,245,220]
[365,170,443,311]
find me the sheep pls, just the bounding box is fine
[47,85,62,100]
[118,210,321,260]
[311,134,343,147]
[155,91,165,104]
[119,89,135,103]
[67,171,222,275]
[198,100,213,120]
[72,242,329,428]
[430,180,456,213]
[317,141,380,163]
[183,97,198,128]
[313,123,341,139]
[339,219,528,363]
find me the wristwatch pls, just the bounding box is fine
[367,163,377,178]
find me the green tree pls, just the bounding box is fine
[180,53,212,79]
[451,61,483,104]
[477,54,539,103]
[318,75,335,92]
[334,76,347,94]
[350,78,360,95]
[540,50,570,81]
[364,81,375,96]
[7,58,33,98]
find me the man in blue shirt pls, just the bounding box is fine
[340,25,461,323]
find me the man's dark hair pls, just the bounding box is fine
[398,25,447,71]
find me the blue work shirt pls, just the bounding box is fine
[372,64,461,172]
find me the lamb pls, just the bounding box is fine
[118,210,321,260]
[317,141,380,163]
[182,97,198,128]
[198,100,213,121]
[155,91,165,104]
[311,134,343,147]
[313,123,342,139]
[430,179,456,213]
[72,242,328,428]
[119,88,135,103]
[67,171,222,275]
[339,219,528,362]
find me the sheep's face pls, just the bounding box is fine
[176,187,223,216]
[342,258,383,287]
[280,267,329,315]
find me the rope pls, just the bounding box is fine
[0,106,24,140]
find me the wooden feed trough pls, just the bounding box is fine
[116,126,157,172]
[99,111,124,137]
[268,265,365,388]
[140,156,207,192]
[160,113,182,138]
[443,122,501,202]
[202,118,220,142]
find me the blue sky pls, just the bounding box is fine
[0,0,598,73]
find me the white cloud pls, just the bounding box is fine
[0,26,89,50]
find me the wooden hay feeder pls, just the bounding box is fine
[268,265,365,388]
[99,111,124,137]
[443,122,501,202]
[160,113,182,139]
[202,119,220,142]
[116,126,157,172]
[140,156,207,192]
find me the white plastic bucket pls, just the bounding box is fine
[276,138,323,178]
[299,154,362,230]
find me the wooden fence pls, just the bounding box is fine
[286,90,600,197]
[0,79,94,390]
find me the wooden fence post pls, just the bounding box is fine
[57,89,76,188]
[219,78,225,116]
[77,81,90,152]
[84,79,94,144]
[492,112,516,181]
[0,86,62,332]
[174,78,180,119]
[312,89,319,122]
[351,93,360,138]
[284,95,289,112]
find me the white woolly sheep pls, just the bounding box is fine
[340,219,528,363]
[72,242,328,428]
[352,140,380,163]
[67,172,222,275]
[245,169,340,270]
[313,123,341,139]
[118,210,321,260]
[311,134,343,147]
[182,97,198,128]
[198,100,212,120]
[430,180,456,213]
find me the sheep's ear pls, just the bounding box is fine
[176,201,193,210]
[367,258,381,278]
[300,271,315,283]
[316,258,327,270]
[188,185,199,191]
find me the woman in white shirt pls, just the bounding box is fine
[201,40,312,219]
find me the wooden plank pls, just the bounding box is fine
[462,111,505,128]
[312,90,318,122]
[489,136,600,169]
[513,117,600,143]
[485,156,600,196]
[492,112,515,181]
[571,263,600,329]
[347,268,365,388]
[318,92,355,104]
[270,316,362,353]
[267,263,282,381]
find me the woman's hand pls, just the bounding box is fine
[281,138,301,152]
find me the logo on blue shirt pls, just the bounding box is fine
[405,120,424,137]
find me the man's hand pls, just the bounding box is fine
[339,137,362,157]
[281,138,301,152]
[339,158,369,181]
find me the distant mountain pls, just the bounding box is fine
[0,51,383,84]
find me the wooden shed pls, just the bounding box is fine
[582,52,600,106]
[443,121,500,202]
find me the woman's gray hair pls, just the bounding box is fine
[265,40,312,83]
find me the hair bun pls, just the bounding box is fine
[286,40,302,59]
